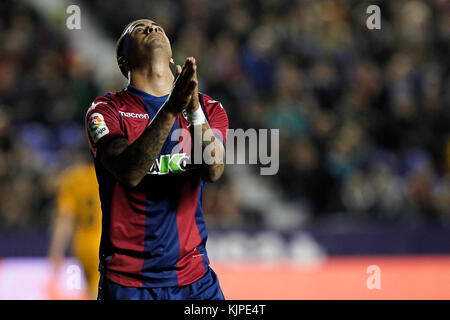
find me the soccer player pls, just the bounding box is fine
[85,19,228,300]
[48,161,102,299]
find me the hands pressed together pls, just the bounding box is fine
[166,57,200,115]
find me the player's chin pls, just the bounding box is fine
[144,39,167,50]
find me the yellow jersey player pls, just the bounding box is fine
[48,162,102,299]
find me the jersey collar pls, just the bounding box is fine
[126,84,169,103]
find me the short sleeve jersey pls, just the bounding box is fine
[85,84,228,288]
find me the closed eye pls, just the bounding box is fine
[131,24,147,34]
[132,22,164,35]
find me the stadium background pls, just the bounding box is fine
[0,0,449,299]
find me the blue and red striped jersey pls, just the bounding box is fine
[85,84,228,288]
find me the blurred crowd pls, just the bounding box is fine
[0,0,98,229]
[0,0,449,231]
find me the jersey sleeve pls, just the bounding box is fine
[85,96,125,158]
[202,94,229,146]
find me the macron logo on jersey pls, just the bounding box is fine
[119,110,149,119]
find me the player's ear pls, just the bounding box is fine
[118,56,127,69]
[118,56,130,78]
[170,58,175,65]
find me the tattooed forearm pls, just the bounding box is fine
[100,106,177,188]
[98,57,200,187]
[191,121,225,183]
[205,163,224,183]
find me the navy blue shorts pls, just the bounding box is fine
[98,267,225,300]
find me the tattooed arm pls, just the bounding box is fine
[99,110,177,188]
[191,122,225,183]
[185,58,225,183]
[99,58,198,188]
